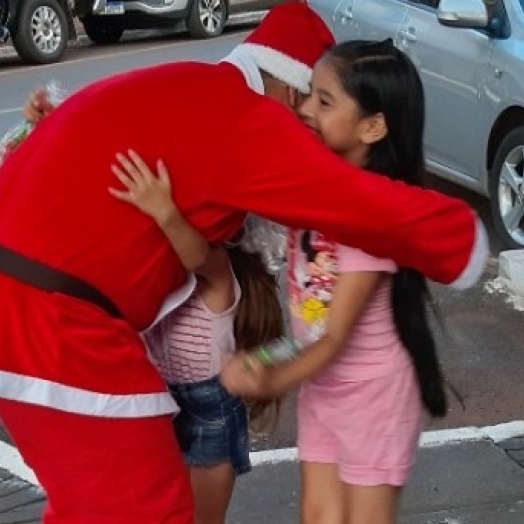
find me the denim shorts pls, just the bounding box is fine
[168,376,251,476]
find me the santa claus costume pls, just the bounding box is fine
[0,2,486,523]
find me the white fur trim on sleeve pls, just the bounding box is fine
[450,217,489,289]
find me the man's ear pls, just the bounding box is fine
[287,86,302,111]
[361,113,388,144]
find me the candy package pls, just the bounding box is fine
[0,80,68,166]
[240,214,288,274]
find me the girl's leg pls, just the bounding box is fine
[343,484,401,524]
[173,379,250,524]
[190,462,236,524]
[300,461,345,524]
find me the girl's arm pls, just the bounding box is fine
[221,270,383,398]
[108,150,235,311]
[268,271,382,395]
[109,149,209,271]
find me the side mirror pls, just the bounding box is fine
[437,0,488,29]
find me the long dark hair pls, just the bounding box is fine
[227,244,285,431]
[325,40,447,417]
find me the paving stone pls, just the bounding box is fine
[0,469,44,523]
[505,448,524,465]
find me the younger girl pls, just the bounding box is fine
[221,40,448,524]
[109,151,284,524]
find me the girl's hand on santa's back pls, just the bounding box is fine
[109,150,211,271]
[109,149,179,226]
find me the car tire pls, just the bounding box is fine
[82,16,124,44]
[187,0,227,39]
[11,0,69,64]
[489,125,524,249]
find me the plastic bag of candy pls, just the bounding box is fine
[240,214,288,274]
[0,80,68,166]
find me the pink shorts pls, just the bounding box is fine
[297,364,424,486]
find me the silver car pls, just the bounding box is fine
[75,0,280,44]
[309,0,524,249]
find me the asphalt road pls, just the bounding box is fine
[0,26,249,137]
[0,29,523,452]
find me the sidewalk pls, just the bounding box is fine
[2,433,524,523]
[231,435,524,523]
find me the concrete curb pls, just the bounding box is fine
[499,249,524,297]
[481,249,524,311]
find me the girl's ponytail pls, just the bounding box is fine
[392,269,447,417]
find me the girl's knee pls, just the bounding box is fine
[301,500,343,524]
[344,484,399,524]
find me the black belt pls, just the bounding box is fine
[0,244,122,318]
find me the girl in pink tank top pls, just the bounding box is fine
[220,40,450,524]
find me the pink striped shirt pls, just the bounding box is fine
[144,276,241,384]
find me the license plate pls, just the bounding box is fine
[102,2,125,14]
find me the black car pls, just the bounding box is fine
[75,0,279,44]
[0,0,76,64]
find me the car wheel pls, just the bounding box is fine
[11,0,69,64]
[82,16,124,44]
[489,126,524,249]
[187,0,227,39]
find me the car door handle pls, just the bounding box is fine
[399,28,417,43]
[340,6,353,21]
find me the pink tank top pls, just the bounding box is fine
[287,229,411,381]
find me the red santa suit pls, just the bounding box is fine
[0,3,487,523]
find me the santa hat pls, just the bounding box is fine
[238,2,335,94]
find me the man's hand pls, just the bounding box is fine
[23,88,55,124]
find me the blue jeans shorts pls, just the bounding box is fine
[168,376,251,476]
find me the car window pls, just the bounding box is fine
[418,0,439,7]
[485,0,510,38]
